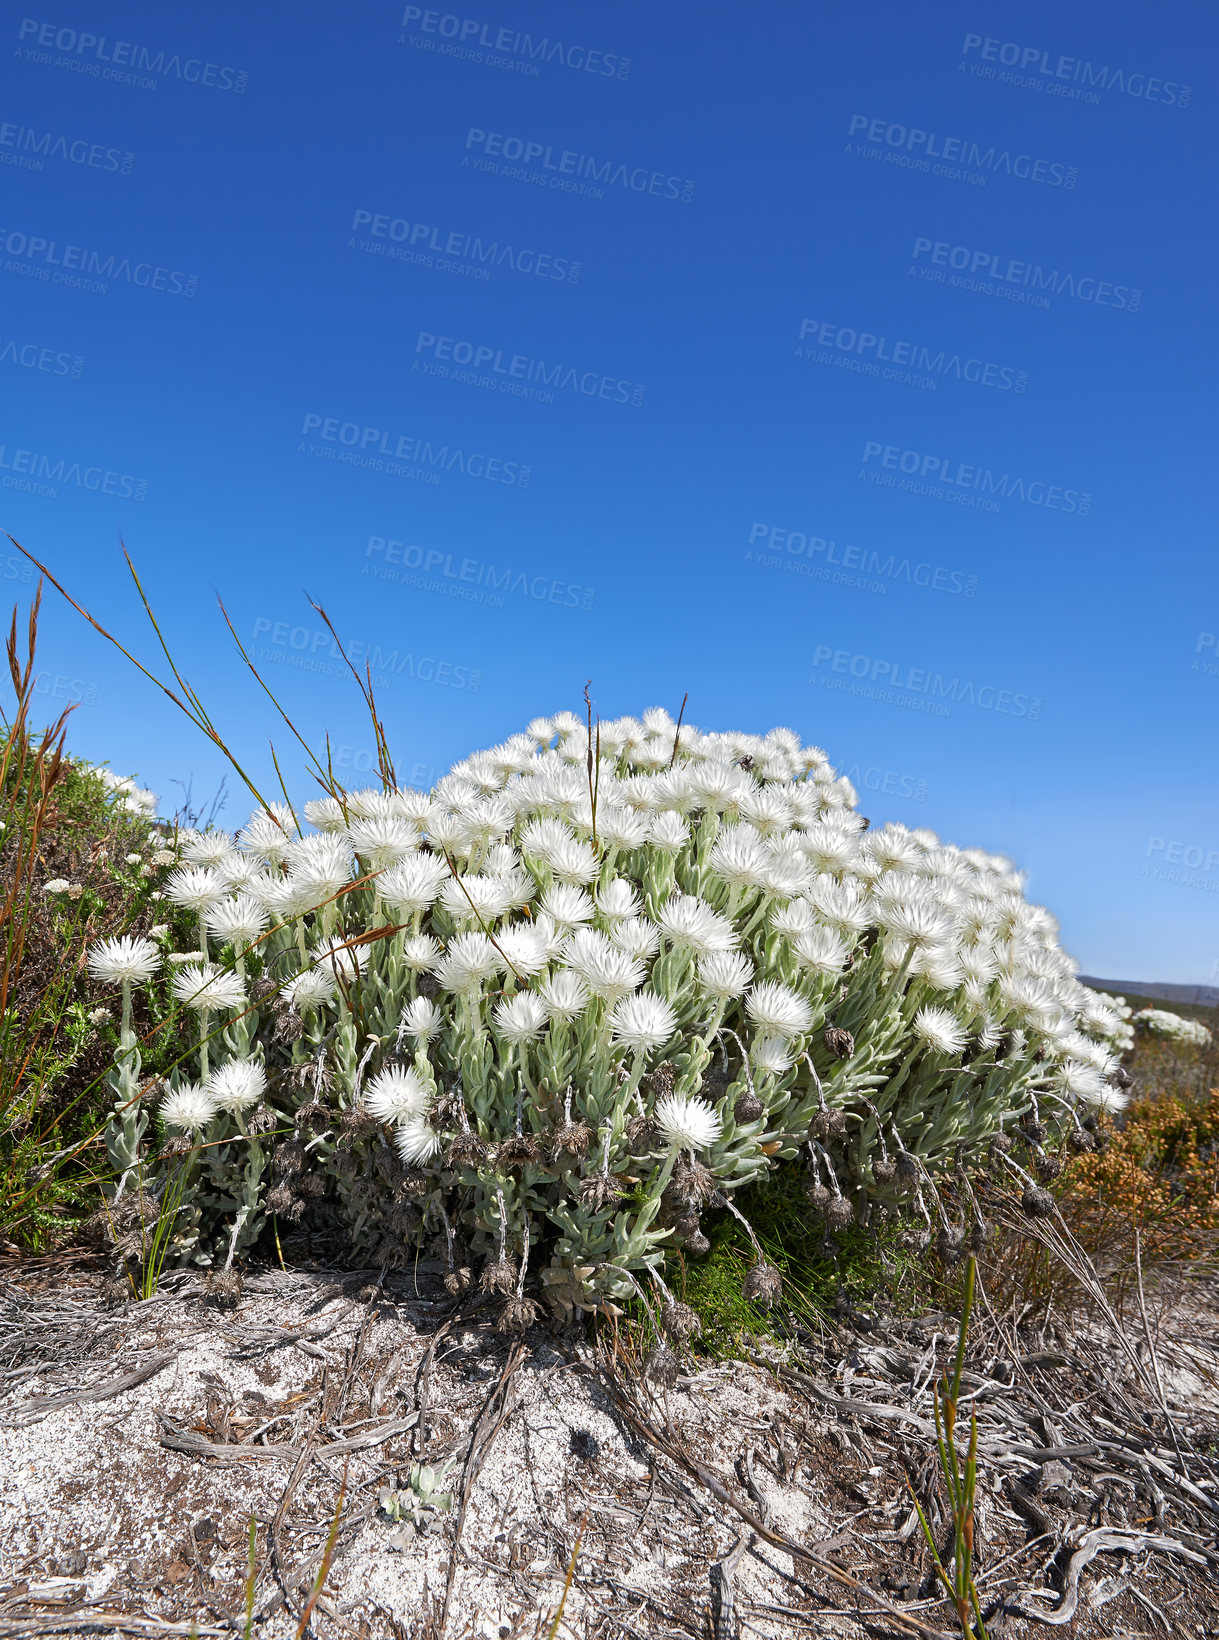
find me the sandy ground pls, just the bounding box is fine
[3,1264,1218,1638]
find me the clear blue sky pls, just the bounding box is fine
[2,0,1216,982]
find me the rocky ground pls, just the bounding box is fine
[2,1258,1219,1639]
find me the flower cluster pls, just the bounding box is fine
[1133,1007,1213,1047]
[92,710,1132,1318]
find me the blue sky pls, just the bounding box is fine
[2,0,1216,981]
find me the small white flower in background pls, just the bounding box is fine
[149,891,163,901]
[364,1065,431,1123]
[595,878,640,923]
[1133,1008,1212,1046]
[43,878,71,895]
[180,831,234,867]
[913,1006,968,1057]
[281,968,336,1009]
[149,849,177,868]
[160,1082,218,1132]
[654,1092,723,1152]
[66,884,83,900]
[657,893,737,958]
[493,992,550,1043]
[752,1036,795,1075]
[165,865,224,913]
[125,853,143,866]
[611,917,661,961]
[88,1006,111,1025]
[697,951,753,1001]
[609,991,677,1055]
[88,936,161,986]
[170,962,247,1013]
[311,937,371,985]
[207,1059,267,1113]
[395,1116,442,1165]
[538,969,589,1021]
[148,924,170,940]
[400,995,440,1041]
[400,934,441,973]
[745,981,814,1041]
[205,893,270,947]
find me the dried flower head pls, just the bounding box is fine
[742,1261,782,1309]
[823,1026,855,1060]
[495,1294,541,1333]
[823,1195,856,1231]
[480,1257,518,1295]
[1021,1180,1055,1218]
[660,1301,701,1340]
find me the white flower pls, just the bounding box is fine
[282,968,336,1009]
[493,924,549,978]
[311,937,372,986]
[1057,1058,1106,1103]
[540,882,595,932]
[400,996,440,1041]
[43,878,71,895]
[180,830,234,867]
[165,866,224,913]
[565,927,646,1003]
[493,992,550,1043]
[349,816,420,870]
[794,926,848,975]
[434,931,501,992]
[170,962,247,1013]
[204,893,270,947]
[596,804,650,849]
[609,991,677,1055]
[745,981,814,1041]
[654,1093,723,1152]
[913,1006,968,1056]
[160,1082,218,1132]
[400,934,441,972]
[88,935,161,986]
[657,893,737,957]
[438,873,515,925]
[611,917,661,960]
[538,969,589,1021]
[770,899,815,939]
[124,852,143,866]
[710,827,770,889]
[365,1065,431,1123]
[207,1059,267,1113]
[697,951,753,1001]
[395,1117,442,1165]
[596,878,641,921]
[88,1006,111,1025]
[647,810,689,851]
[302,795,349,831]
[751,1037,794,1075]
[381,854,450,915]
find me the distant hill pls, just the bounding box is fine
[1080,976,1219,1008]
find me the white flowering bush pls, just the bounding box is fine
[89,710,1132,1322]
[1133,1008,1213,1048]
